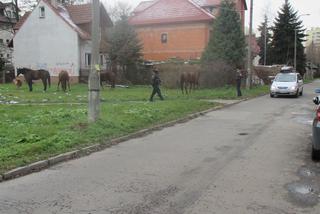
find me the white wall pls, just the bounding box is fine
[13,1,80,77]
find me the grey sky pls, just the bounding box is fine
[105,0,319,32]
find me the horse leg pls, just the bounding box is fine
[28,80,33,92]
[57,80,61,91]
[42,79,47,91]
[68,80,71,91]
[181,81,184,94]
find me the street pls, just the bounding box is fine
[0,81,320,214]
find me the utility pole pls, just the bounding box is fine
[88,0,101,122]
[264,20,267,65]
[294,29,297,70]
[246,0,253,89]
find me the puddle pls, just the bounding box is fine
[294,186,313,194]
[287,182,319,207]
[238,133,248,136]
[298,167,316,178]
[292,116,313,125]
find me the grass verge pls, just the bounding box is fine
[0,83,269,173]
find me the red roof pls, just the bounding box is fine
[65,4,92,24]
[192,0,221,7]
[129,0,215,26]
[14,12,30,30]
[133,1,155,13]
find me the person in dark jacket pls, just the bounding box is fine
[149,69,164,101]
[236,68,242,97]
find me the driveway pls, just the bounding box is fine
[0,81,320,214]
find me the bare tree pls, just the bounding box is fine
[104,0,132,22]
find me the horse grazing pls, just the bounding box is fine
[57,70,70,92]
[180,71,200,94]
[16,68,51,92]
[100,70,116,88]
[13,78,22,88]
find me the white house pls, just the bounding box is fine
[12,0,113,82]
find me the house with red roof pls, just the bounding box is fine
[12,0,113,82]
[129,0,247,61]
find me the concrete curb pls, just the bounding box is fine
[0,98,248,182]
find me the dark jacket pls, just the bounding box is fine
[151,73,161,87]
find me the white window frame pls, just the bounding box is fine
[85,53,91,67]
[39,6,45,18]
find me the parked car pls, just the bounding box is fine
[270,67,303,98]
[312,89,320,160]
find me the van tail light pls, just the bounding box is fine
[317,107,320,121]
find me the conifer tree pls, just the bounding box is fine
[201,0,246,68]
[269,0,306,75]
[257,15,271,65]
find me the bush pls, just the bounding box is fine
[155,63,201,88]
[200,61,235,88]
[253,65,283,85]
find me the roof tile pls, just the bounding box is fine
[129,0,214,26]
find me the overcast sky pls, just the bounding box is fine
[104,0,319,32]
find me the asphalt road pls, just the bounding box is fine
[1,81,320,214]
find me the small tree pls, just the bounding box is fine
[109,15,143,82]
[269,0,306,75]
[201,0,246,68]
[257,15,271,65]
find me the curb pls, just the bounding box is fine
[0,98,247,182]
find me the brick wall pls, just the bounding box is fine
[135,22,211,61]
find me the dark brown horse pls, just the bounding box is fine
[180,71,200,94]
[100,70,116,88]
[57,70,70,92]
[17,68,51,92]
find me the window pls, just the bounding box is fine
[0,54,3,58]
[85,53,91,66]
[7,11,11,18]
[7,54,10,58]
[6,39,9,44]
[39,6,45,18]
[161,33,167,44]
[0,39,3,44]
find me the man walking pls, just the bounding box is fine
[236,68,242,97]
[149,68,164,102]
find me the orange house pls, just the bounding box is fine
[129,0,247,61]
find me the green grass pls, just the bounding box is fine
[0,83,269,173]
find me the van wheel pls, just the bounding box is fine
[270,93,274,98]
[300,89,303,96]
[312,146,320,161]
[295,90,299,98]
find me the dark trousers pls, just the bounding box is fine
[150,86,164,101]
[236,80,242,97]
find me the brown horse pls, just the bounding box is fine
[100,70,116,88]
[16,68,51,92]
[57,70,70,92]
[180,71,200,94]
